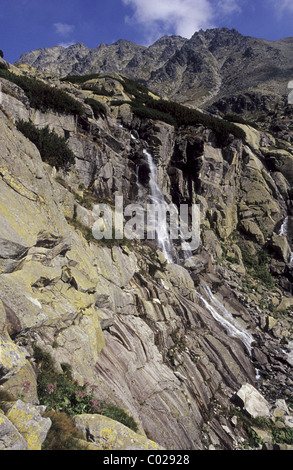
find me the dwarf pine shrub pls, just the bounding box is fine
[0,69,84,115]
[85,97,107,118]
[16,120,75,170]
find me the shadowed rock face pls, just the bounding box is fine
[0,42,293,450]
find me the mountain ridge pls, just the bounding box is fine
[15,27,293,111]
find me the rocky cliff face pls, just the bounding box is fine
[1,47,293,450]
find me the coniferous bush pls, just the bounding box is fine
[61,73,101,84]
[0,69,84,115]
[16,120,75,170]
[85,97,107,118]
[82,84,114,97]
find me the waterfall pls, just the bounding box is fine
[197,284,254,356]
[143,149,178,263]
[135,165,144,201]
[279,216,293,266]
[279,216,289,236]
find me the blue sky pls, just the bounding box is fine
[1,0,293,63]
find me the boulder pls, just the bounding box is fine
[0,336,28,383]
[73,414,164,450]
[268,234,291,263]
[3,400,51,450]
[0,412,28,450]
[235,383,271,419]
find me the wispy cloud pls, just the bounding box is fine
[53,22,75,47]
[53,22,75,36]
[122,0,242,43]
[217,0,242,15]
[273,0,293,14]
[58,41,76,48]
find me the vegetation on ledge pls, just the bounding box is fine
[16,120,75,170]
[0,68,84,115]
[34,346,138,434]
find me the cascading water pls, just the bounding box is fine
[279,216,289,236]
[143,149,178,264]
[197,284,254,356]
[279,216,293,265]
[196,284,262,380]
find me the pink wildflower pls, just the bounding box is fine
[44,383,57,395]
[90,399,102,412]
[22,380,31,393]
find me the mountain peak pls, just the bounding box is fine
[15,28,293,109]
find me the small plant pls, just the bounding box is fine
[61,73,102,84]
[272,426,293,445]
[239,245,275,288]
[66,216,96,242]
[16,120,75,170]
[82,83,114,97]
[0,50,4,58]
[224,113,259,130]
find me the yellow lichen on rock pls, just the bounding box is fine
[73,414,165,450]
[5,400,51,450]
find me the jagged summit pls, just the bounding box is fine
[16,27,293,111]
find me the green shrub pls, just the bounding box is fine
[131,102,176,126]
[272,426,293,445]
[116,75,246,142]
[16,120,75,170]
[110,99,130,106]
[120,76,150,101]
[0,50,3,58]
[82,84,114,97]
[224,113,259,130]
[61,73,101,84]
[143,99,246,142]
[0,69,84,115]
[85,97,107,118]
[239,245,275,288]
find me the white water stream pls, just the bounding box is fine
[279,216,293,265]
[143,149,178,263]
[279,216,289,236]
[197,284,254,356]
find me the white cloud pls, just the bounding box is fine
[122,0,242,43]
[266,0,293,16]
[53,22,75,36]
[58,41,76,48]
[278,0,293,12]
[217,0,242,15]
